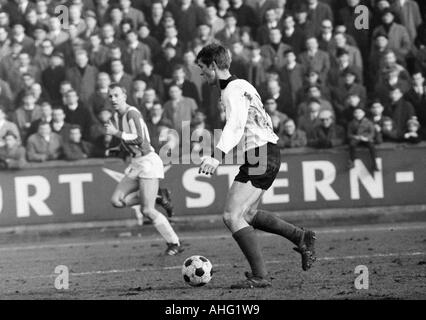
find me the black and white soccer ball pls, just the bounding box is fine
[182,256,213,287]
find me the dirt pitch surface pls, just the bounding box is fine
[0,221,425,300]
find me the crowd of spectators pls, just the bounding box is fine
[0,0,426,171]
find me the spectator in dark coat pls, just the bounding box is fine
[387,86,416,138]
[369,101,387,144]
[247,42,270,89]
[13,93,42,140]
[297,99,322,140]
[65,49,98,106]
[174,0,206,46]
[63,89,93,141]
[41,51,66,105]
[229,0,259,33]
[51,107,72,142]
[215,12,241,49]
[282,14,306,55]
[280,49,305,110]
[136,60,165,101]
[90,107,119,158]
[402,117,422,144]
[109,59,133,95]
[165,65,200,106]
[299,37,331,84]
[260,28,291,71]
[88,72,112,118]
[308,110,345,148]
[381,116,400,142]
[63,125,95,161]
[404,71,426,140]
[154,43,182,85]
[347,106,379,171]
[277,119,308,149]
[256,7,280,46]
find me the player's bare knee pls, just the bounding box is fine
[111,196,125,208]
[244,209,257,224]
[223,211,242,228]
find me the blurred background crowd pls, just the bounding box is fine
[0,0,426,171]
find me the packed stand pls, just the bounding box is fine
[0,0,425,171]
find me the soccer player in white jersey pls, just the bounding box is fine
[104,83,183,256]
[197,44,317,289]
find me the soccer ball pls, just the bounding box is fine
[182,256,213,287]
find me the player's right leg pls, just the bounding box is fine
[110,177,139,209]
[224,181,272,289]
[138,178,183,256]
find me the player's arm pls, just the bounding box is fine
[200,87,249,175]
[105,111,147,145]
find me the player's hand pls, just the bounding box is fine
[104,121,119,137]
[199,156,220,176]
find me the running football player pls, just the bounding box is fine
[197,44,317,288]
[105,83,183,256]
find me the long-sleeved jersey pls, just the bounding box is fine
[113,106,154,157]
[217,78,279,154]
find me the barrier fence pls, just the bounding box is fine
[0,143,425,227]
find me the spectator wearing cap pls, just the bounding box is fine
[390,0,422,44]
[369,33,392,84]
[41,50,66,105]
[328,48,363,88]
[63,125,95,161]
[256,7,280,46]
[215,12,241,49]
[82,10,100,40]
[332,32,363,72]
[66,49,99,106]
[372,8,411,59]
[260,28,291,71]
[331,67,367,120]
[62,89,94,141]
[340,92,365,128]
[123,29,151,77]
[308,109,345,148]
[405,71,426,139]
[26,121,63,162]
[136,60,165,101]
[387,86,416,137]
[163,84,197,133]
[281,14,306,56]
[296,69,331,106]
[33,23,49,54]
[347,106,379,171]
[402,117,422,144]
[0,106,21,148]
[247,42,269,88]
[374,66,411,106]
[174,0,207,46]
[277,119,308,149]
[300,37,331,84]
[297,98,322,140]
[378,50,410,84]
[0,130,26,169]
[294,3,315,38]
[205,2,225,36]
[119,0,146,29]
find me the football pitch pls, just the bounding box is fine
[0,221,425,300]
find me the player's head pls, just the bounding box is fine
[196,43,232,85]
[108,83,128,111]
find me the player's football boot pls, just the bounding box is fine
[293,229,317,271]
[230,273,272,289]
[157,188,174,218]
[165,243,184,256]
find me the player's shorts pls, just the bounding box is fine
[124,152,165,180]
[234,143,281,190]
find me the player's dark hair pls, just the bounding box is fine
[196,43,232,70]
[109,83,128,95]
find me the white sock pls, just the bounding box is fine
[132,205,144,226]
[152,213,180,245]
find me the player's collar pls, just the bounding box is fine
[219,75,238,90]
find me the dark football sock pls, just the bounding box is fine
[252,211,304,246]
[233,227,268,279]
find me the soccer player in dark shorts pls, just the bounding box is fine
[197,44,317,289]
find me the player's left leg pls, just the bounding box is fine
[245,198,317,272]
[138,178,183,256]
[110,177,139,208]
